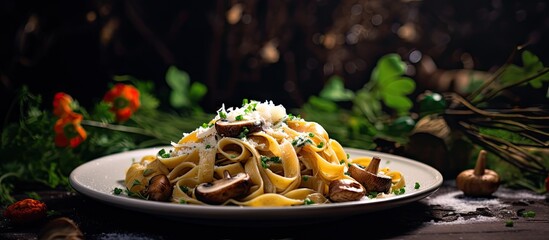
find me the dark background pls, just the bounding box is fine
[1,0,548,123]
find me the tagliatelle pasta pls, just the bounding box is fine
[124,100,405,206]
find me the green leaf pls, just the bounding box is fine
[91,102,115,122]
[500,51,549,89]
[319,75,355,101]
[166,66,193,108]
[166,66,190,91]
[307,95,338,112]
[522,50,543,72]
[500,65,525,85]
[521,51,548,88]
[478,127,537,145]
[189,82,208,103]
[353,90,382,122]
[372,53,407,87]
[139,92,160,110]
[382,77,415,95]
[170,90,189,108]
[382,94,413,113]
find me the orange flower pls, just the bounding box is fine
[53,92,74,117]
[103,84,141,122]
[54,112,87,148]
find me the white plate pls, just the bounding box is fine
[69,146,443,223]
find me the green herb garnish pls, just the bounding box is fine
[367,191,379,199]
[414,182,420,189]
[392,187,405,195]
[260,155,281,168]
[158,149,171,158]
[219,111,227,119]
[522,210,536,218]
[304,198,314,205]
[292,136,312,147]
[237,127,249,138]
[113,187,123,195]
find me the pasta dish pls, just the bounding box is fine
[124,100,405,206]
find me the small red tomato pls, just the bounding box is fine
[3,198,48,224]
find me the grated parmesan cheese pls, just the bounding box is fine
[172,100,289,157]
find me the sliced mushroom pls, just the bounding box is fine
[195,171,251,204]
[215,119,263,138]
[145,174,172,201]
[348,156,392,194]
[328,178,366,202]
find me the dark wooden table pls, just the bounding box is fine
[2,180,548,240]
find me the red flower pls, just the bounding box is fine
[3,198,47,225]
[103,84,141,122]
[54,112,87,148]
[52,92,74,117]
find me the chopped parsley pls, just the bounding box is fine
[392,187,405,195]
[346,153,350,159]
[522,210,536,218]
[237,127,249,138]
[260,155,281,168]
[367,191,379,199]
[308,133,315,137]
[292,135,313,147]
[179,199,187,204]
[505,220,514,227]
[205,144,211,149]
[243,100,257,114]
[286,113,301,121]
[113,187,123,195]
[302,175,309,181]
[303,198,314,205]
[158,149,171,158]
[219,111,227,119]
[414,182,421,189]
[235,115,244,121]
[316,142,324,148]
[339,159,345,165]
[179,186,189,193]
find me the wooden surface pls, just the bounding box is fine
[1,181,548,240]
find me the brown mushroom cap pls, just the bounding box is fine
[215,119,263,138]
[145,174,172,201]
[195,171,251,204]
[329,178,366,202]
[348,156,392,194]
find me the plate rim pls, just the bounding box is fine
[69,146,443,221]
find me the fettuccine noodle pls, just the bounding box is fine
[125,100,405,206]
